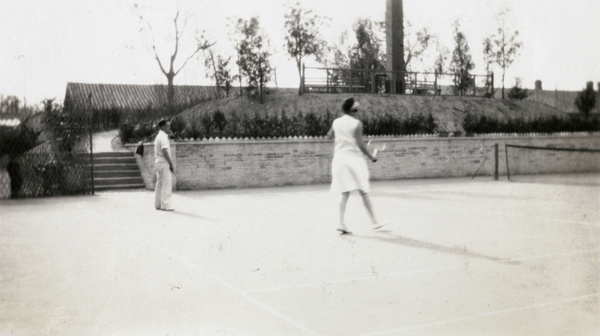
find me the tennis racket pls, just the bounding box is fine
[367,140,387,158]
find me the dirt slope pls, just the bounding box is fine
[181,92,569,133]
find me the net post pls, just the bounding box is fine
[504,144,510,181]
[494,143,499,180]
[87,93,95,195]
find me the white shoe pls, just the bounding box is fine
[373,221,388,230]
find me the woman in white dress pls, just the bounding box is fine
[327,97,384,234]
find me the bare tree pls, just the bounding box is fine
[138,9,213,114]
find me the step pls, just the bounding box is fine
[94,177,145,186]
[92,152,135,158]
[92,156,137,164]
[93,163,140,172]
[94,184,146,191]
[84,152,145,192]
[94,170,143,178]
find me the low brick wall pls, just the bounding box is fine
[126,133,600,190]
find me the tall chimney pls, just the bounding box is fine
[535,80,542,90]
[386,0,405,94]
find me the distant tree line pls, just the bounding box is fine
[134,2,527,108]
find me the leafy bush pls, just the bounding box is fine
[118,120,136,144]
[364,113,436,135]
[574,83,597,121]
[118,108,444,143]
[213,109,228,136]
[0,123,41,157]
[507,78,530,100]
[463,113,600,134]
[169,115,186,139]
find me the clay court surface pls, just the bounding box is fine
[1,175,599,335]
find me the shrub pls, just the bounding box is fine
[574,82,596,121]
[507,78,530,100]
[463,113,600,134]
[118,120,135,144]
[0,123,41,157]
[169,115,186,139]
[213,109,228,137]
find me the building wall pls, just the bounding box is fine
[128,133,600,190]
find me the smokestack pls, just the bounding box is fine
[386,0,405,94]
[535,80,542,90]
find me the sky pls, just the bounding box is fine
[1,0,599,106]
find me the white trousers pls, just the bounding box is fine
[155,162,172,209]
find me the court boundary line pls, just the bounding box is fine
[75,203,322,336]
[357,293,599,336]
[374,185,599,228]
[245,248,599,294]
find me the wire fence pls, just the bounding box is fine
[1,103,95,199]
[5,126,94,198]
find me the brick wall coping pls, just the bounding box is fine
[128,131,600,147]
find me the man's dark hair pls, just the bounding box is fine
[157,119,168,127]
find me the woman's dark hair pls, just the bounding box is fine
[342,98,355,113]
[157,119,168,127]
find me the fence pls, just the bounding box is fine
[302,65,494,97]
[7,126,94,198]
[1,107,95,199]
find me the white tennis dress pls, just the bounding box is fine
[330,115,370,193]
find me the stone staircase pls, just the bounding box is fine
[92,152,145,191]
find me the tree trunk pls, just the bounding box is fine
[501,70,505,100]
[208,50,221,99]
[167,73,175,114]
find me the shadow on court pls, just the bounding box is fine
[352,232,520,265]
[170,210,217,222]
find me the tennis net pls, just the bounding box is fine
[505,144,600,185]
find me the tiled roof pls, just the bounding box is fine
[64,83,299,111]
[526,89,580,113]
[64,83,223,110]
[492,88,600,114]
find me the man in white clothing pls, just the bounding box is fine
[154,119,175,211]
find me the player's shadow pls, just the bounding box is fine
[355,232,520,265]
[171,211,216,222]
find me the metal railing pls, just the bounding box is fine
[301,65,494,97]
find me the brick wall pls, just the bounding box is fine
[127,133,600,190]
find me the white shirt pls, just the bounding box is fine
[154,130,171,164]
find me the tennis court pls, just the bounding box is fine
[1,174,599,335]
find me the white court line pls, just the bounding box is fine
[374,185,599,227]
[75,203,322,336]
[357,293,599,336]
[245,248,599,294]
